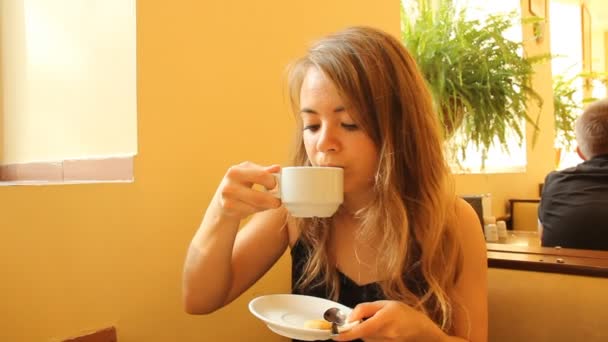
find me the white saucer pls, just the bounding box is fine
[248,294,359,341]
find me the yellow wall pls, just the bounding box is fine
[454,0,556,218]
[0,1,399,341]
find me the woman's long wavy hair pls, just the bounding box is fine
[286,26,463,332]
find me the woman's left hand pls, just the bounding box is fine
[332,300,444,342]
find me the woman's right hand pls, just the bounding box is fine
[215,162,282,220]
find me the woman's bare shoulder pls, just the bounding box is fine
[454,197,485,245]
[454,197,482,228]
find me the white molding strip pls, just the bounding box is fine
[0,156,134,185]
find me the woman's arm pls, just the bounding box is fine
[450,198,488,342]
[182,162,290,314]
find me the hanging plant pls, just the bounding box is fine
[552,74,580,151]
[401,0,547,163]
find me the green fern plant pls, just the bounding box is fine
[552,75,580,150]
[401,0,547,162]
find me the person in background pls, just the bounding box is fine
[182,26,487,341]
[539,97,608,250]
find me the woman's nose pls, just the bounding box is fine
[316,125,340,153]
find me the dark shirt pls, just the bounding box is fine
[538,154,608,250]
[291,239,427,342]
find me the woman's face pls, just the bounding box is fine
[299,67,379,196]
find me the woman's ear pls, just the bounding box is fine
[576,146,587,161]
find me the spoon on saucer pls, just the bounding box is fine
[323,307,347,336]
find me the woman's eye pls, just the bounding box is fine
[303,124,320,132]
[341,123,359,131]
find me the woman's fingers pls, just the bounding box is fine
[332,301,387,341]
[222,181,281,210]
[218,162,282,218]
[263,164,281,175]
[348,301,387,321]
[226,162,279,190]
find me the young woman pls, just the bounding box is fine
[183,26,488,342]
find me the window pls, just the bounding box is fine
[550,1,584,170]
[1,0,137,183]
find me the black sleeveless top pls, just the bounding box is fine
[290,240,428,342]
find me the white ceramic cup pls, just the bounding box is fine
[272,166,343,218]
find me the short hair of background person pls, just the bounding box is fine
[575,97,608,160]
